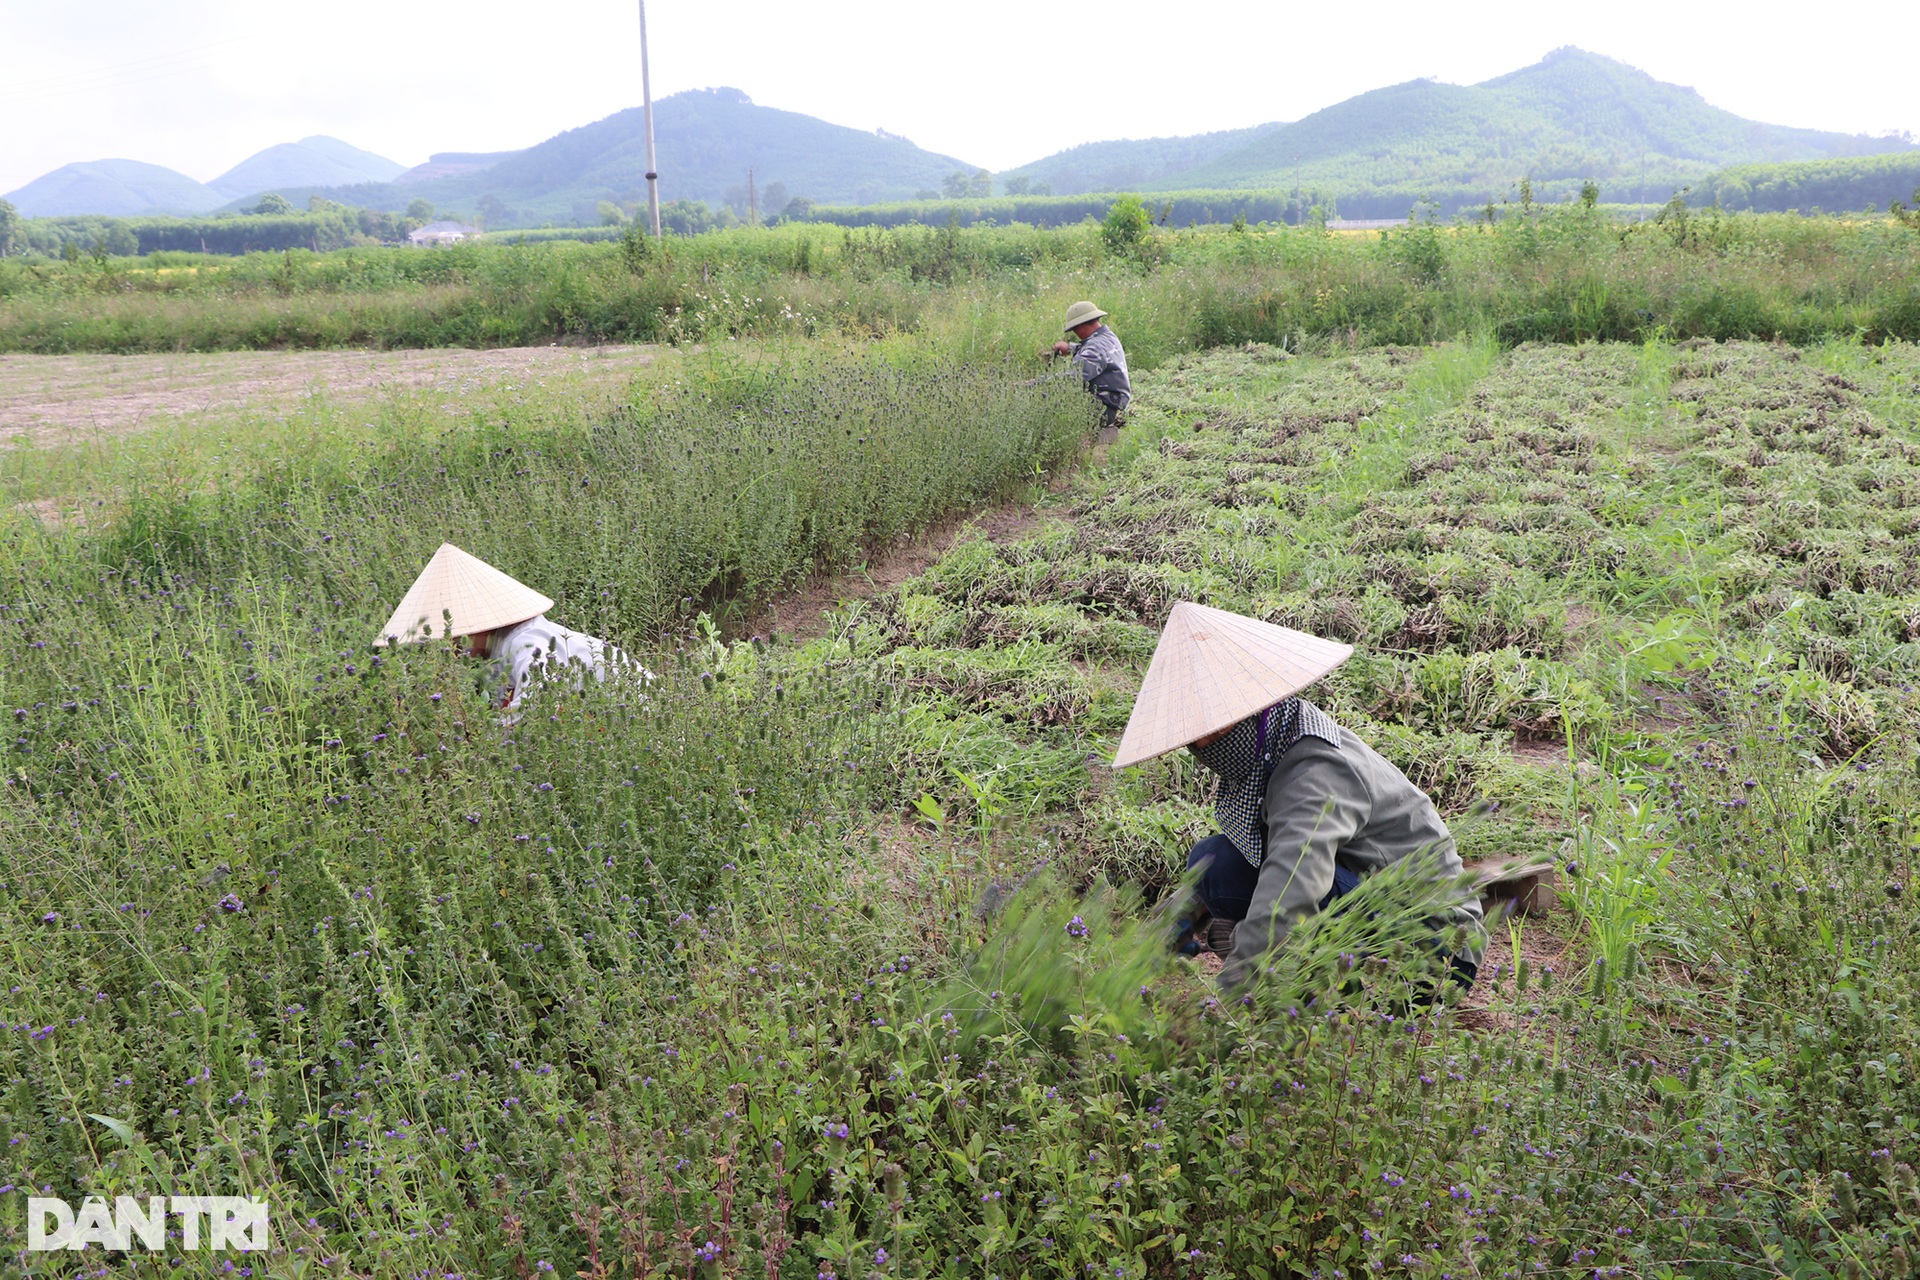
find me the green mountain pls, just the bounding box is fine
[17,51,1912,228]
[4,158,223,217]
[1150,48,1912,209]
[999,123,1285,195]
[209,136,406,202]
[288,88,977,225]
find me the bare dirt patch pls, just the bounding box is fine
[1510,736,1572,769]
[746,495,1054,644]
[17,496,97,531]
[0,344,660,441]
[1456,901,1579,1033]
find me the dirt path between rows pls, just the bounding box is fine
[745,481,1079,644]
[750,503,1044,643]
[0,343,661,441]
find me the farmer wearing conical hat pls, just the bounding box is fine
[376,543,637,721]
[1048,300,1131,439]
[1114,602,1484,992]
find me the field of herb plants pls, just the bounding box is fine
[4,211,1920,1277]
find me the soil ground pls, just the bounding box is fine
[0,344,661,441]
[745,459,1089,644]
[1455,902,1578,1032]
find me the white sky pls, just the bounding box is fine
[3,0,1915,196]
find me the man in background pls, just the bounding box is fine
[1049,300,1131,443]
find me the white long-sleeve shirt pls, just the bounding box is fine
[484,614,639,718]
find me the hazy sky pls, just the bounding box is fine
[3,0,1915,195]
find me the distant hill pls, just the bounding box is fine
[209,136,406,202]
[13,51,1915,228]
[285,87,977,225]
[1001,123,1285,196]
[392,150,525,187]
[1151,48,1913,210]
[4,159,223,217]
[6,138,405,217]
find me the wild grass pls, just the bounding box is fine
[1,209,1916,356]
[46,350,1087,644]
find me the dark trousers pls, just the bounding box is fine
[1184,834,1477,990]
[1187,833,1359,919]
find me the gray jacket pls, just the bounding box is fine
[1069,325,1131,411]
[1222,728,1485,988]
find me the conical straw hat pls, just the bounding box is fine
[1112,602,1353,767]
[374,543,553,646]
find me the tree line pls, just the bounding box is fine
[0,195,468,259]
[1696,152,1920,215]
[3,152,1914,262]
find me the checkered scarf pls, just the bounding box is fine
[1189,698,1342,868]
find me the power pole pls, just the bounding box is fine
[748,168,757,227]
[637,0,661,237]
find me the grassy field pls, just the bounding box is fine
[1,209,1916,356]
[4,224,1920,1276]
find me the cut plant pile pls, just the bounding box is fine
[4,332,1920,1279]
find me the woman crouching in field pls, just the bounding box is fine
[1113,602,1484,993]
[376,542,643,722]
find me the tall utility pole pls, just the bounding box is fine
[748,168,757,226]
[637,0,661,237]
